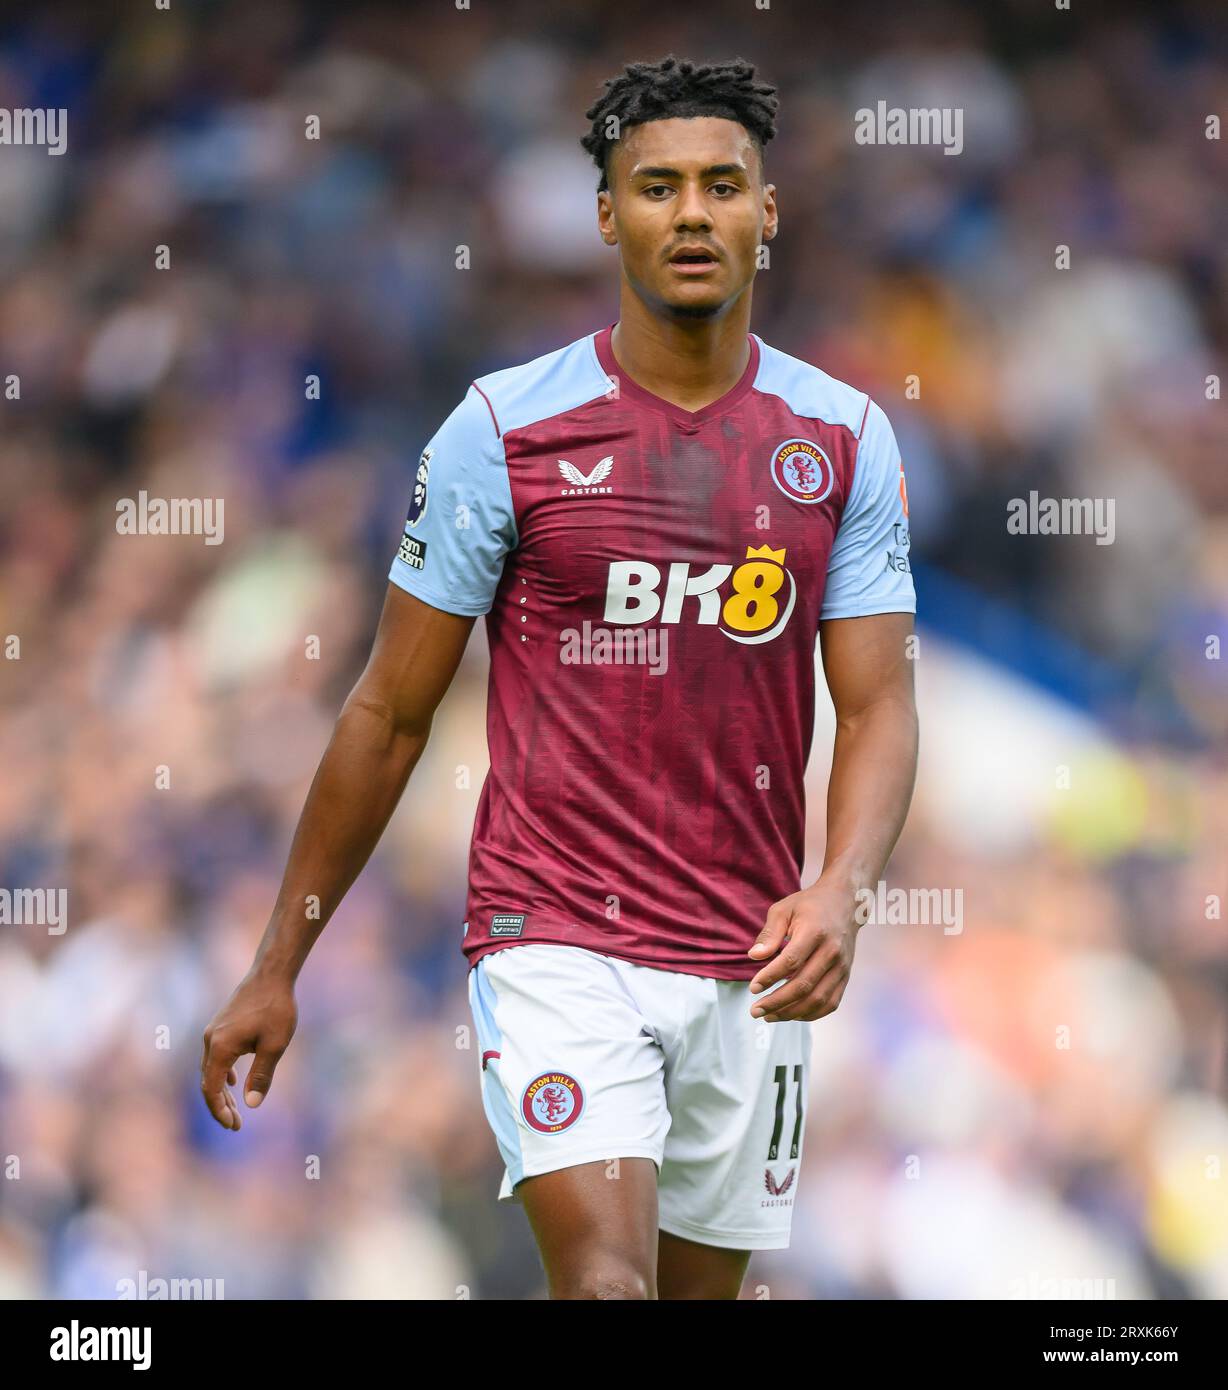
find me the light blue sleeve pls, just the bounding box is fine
[388,385,517,616]
[820,399,916,620]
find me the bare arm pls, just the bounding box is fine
[201,583,476,1128]
[254,583,475,977]
[746,611,919,1021]
[815,611,919,895]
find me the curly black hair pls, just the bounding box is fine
[581,55,778,194]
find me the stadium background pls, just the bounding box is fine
[0,0,1225,1299]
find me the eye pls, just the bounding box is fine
[710,183,738,196]
[643,184,672,198]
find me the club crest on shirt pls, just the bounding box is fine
[769,438,834,505]
[521,1071,585,1133]
[406,446,433,527]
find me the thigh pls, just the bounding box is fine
[520,1156,660,1299]
[657,1229,750,1300]
[468,945,671,1296]
[658,982,812,1253]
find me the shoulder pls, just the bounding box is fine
[471,330,612,439]
[751,336,872,438]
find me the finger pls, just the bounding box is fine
[748,897,794,963]
[212,1080,240,1130]
[761,959,848,1023]
[753,938,842,1016]
[775,974,847,1024]
[227,1068,237,1086]
[218,1072,241,1127]
[752,951,832,1018]
[202,1074,238,1130]
[244,1047,284,1108]
[201,1035,244,1129]
[750,918,825,995]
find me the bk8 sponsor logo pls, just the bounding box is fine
[603,544,796,645]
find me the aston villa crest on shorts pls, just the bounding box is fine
[521,1071,584,1134]
[769,438,835,504]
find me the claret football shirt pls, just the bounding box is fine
[389,321,915,979]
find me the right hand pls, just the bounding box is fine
[200,969,298,1130]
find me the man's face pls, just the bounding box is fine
[597,116,777,320]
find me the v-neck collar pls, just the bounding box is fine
[592,321,760,431]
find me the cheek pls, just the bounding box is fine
[729,225,764,273]
[619,222,666,272]
[728,211,763,250]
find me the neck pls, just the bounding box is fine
[609,292,753,413]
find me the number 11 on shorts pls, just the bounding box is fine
[768,1063,804,1161]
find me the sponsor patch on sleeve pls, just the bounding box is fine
[397,532,428,569]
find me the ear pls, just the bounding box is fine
[597,190,618,246]
[762,182,778,242]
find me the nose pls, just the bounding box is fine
[673,180,712,232]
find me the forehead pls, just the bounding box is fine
[612,116,757,179]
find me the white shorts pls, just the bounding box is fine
[467,942,812,1251]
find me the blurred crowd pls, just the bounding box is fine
[0,1,1225,1299]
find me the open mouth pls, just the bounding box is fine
[670,252,718,274]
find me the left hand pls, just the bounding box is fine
[746,879,861,1022]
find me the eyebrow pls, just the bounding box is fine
[630,163,747,180]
